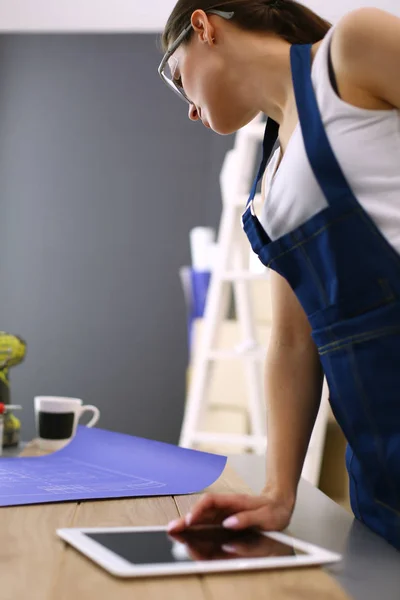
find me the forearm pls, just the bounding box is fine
[263,335,324,505]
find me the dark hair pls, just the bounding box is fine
[162,0,331,51]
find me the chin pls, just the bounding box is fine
[208,112,259,136]
[210,124,240,135]
[208,120,244,136]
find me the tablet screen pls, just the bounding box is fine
[87,527,305,565]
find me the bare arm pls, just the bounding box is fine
[263,271,324,505]
[168,173,324,534]
[168,270,324,533]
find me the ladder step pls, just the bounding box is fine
[184,432,267,451]
[208,347,266,361]
[222,271,267,281]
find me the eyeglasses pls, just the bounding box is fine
[158,9,235,105]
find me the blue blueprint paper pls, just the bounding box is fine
[0,426,227,507]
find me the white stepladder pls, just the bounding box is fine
[179,115,330,487]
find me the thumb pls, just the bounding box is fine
[223,506,277,531]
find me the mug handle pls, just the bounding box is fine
[79,405,100,428]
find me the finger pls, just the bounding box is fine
[189,494,262,526]
[167,517,187,533]
[222,506,277,531]
[187,494,226,524]
[184,495,227,527]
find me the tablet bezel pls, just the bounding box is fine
[57,525,341,578]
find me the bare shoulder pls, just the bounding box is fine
[333,8,398,58]
[330,8,400,110]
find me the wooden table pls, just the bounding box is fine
[0,443,351,600]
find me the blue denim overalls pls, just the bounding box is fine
[242,43,400,550]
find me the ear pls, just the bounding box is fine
[190,10,216,45]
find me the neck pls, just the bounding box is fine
[251,37,323,124]
[251,38,295,124]
[230,33,296,125]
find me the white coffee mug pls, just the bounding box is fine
[34,396,100,451]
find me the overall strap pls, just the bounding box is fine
[246,117,279,211]
[290,43,356,209]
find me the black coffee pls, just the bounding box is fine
[38,411,74,440]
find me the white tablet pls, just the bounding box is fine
[57,525,341,578]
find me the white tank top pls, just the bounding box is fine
[259,26,400,253]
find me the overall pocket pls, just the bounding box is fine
[309,278,397,336]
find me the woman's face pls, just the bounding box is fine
[170,14,259,135]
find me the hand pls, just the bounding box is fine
[167,488,295,534]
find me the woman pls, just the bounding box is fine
[159,0,400,550]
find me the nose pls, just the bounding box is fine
[188,104,200,121]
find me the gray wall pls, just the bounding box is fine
[0,34,233,444]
